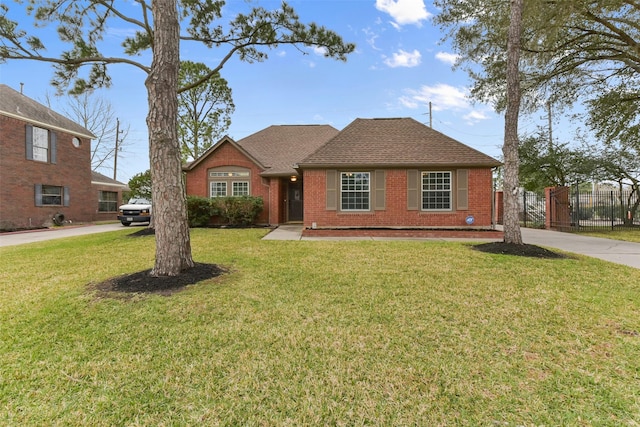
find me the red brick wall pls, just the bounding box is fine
[91,184,126,222]
[184,141,272,224]
[302,168,495,229]
[0,115,93,229]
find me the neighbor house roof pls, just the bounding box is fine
[0,84,96,139]
[298,117,501,168]
[236,125,339,176]
[91,171,129,189]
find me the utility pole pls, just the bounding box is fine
[429,101,433,128]
[113,118,120,180]
[547,101,553,151]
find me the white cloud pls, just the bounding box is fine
[403,83,470,110]
[384,49,421,68]
[463,110,489,123]
[375,0,431,27]
[400,83,492,124]
[435,51,459,66]
[363,27,381,51]
[313,46,327,56]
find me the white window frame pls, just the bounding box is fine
[340,172,370,211]
[210,181,227,198]
[32,126,49,162]
[232,181,249,196]
[421,171,452,211]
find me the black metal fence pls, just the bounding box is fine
[519,185,640,231]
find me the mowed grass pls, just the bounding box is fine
[1,228,639,426]
[578,228,640,243]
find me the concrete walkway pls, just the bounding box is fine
[264,225,640,270]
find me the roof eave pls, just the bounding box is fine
[297,161,502,169]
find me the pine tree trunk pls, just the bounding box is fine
[146,0,194,276]
[502,0,524,245]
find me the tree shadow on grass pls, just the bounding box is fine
[472,242,570,259]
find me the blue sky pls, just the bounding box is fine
[0,0,551,183]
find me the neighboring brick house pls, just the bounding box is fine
[91,171,129,222]
[298,118,501,230]
[183,125,339,225]
[184,117,501,229]
[0,84,96,230]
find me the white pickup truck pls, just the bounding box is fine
[117,198,152,226]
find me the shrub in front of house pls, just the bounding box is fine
[186,196,216,228]
[211,196,264,226]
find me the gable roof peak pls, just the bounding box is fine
[299,116,501,168]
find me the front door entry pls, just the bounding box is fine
[287,181,303,222]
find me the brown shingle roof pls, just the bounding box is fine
[91,171,128,188]
[0,84,95,139]
[299,117,501,168]
[237,125,339,176]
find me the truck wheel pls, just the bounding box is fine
[121,221,131,226]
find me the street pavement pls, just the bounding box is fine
[2,223,638,270]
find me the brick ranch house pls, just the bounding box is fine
[0,84,127,230]
[184,117,501,234]
[183,124,340,225]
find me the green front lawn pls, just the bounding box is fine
[1,229,639,425]
[578,228,640,243]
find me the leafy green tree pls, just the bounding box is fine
[178,61,234,162]
[0,0,355,277]
[434,0,640,240]
[127,170,152,201]
[591,145,640,225]
[518,131,595,193]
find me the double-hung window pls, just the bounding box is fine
[340,172,370,211]
[98,191,118,212]
[422,171,452,210]
[26,125,57,163]
[32,127,49,162]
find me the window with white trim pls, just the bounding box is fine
[32,127,49,162]
[210,181,227,197]
[208,167,251,198]
[340,172,370,211]
[422,171,452,210]
[232,181,249,196]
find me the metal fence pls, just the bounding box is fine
[520,190,546,229]
[519,186,640,231]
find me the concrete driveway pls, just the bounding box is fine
[0,223,129,247]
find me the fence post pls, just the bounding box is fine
[523,191,527,228]
[611,191,615,230]
[574,183,580,229]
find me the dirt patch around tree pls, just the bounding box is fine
[472,242,570,259]
[89,263,226,298]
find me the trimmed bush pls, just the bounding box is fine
[186,196,215,228]
[211,196,264,226]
